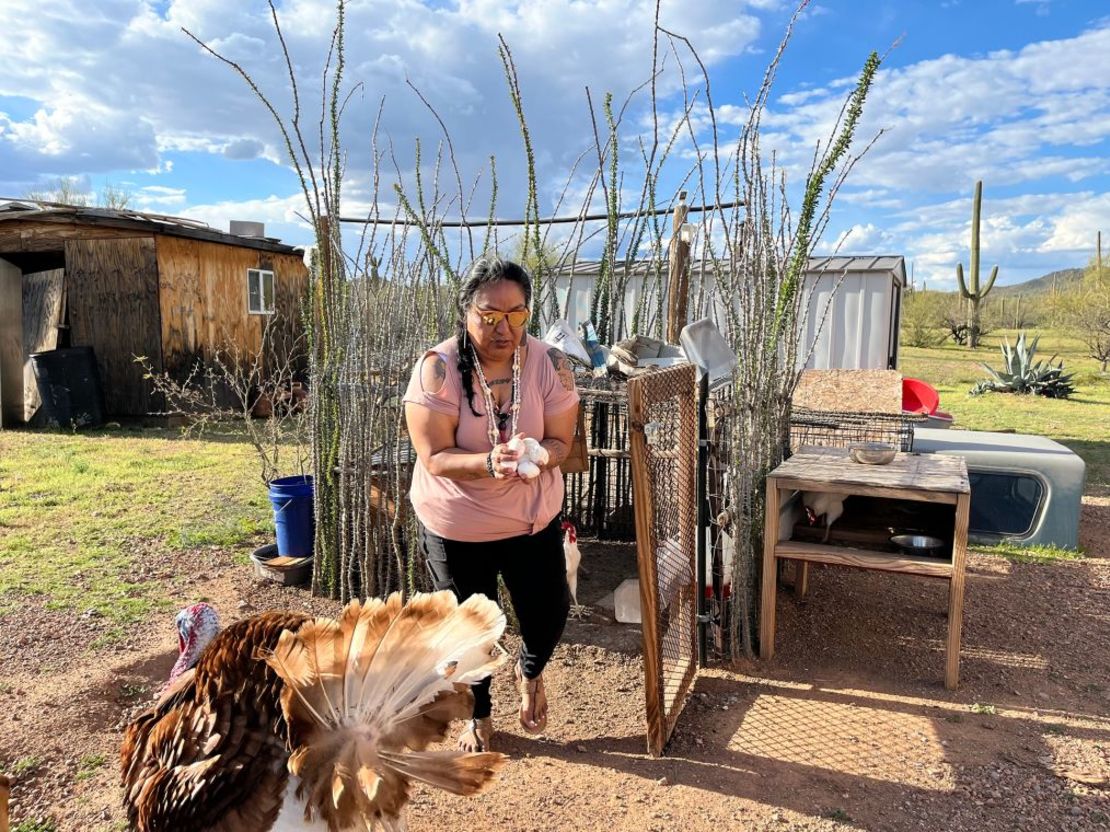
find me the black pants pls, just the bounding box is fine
[421,514,571,719]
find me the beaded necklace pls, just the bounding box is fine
[472,344,521,448]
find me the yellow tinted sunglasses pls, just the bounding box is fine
[475,308,530,328]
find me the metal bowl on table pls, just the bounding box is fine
[849,442,897,465]
[890,534,945,557]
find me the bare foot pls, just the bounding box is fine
[457,717,493,752]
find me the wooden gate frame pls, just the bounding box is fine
[628,364,699,756]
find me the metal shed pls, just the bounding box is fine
[797,255,907,371]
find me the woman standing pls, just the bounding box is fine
[403,256,579,752]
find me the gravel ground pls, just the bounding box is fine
[1,532,1107,831]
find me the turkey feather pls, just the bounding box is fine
[122,593,506,831]
[264,591,507,831]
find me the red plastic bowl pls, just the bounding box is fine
[902,377,940,415]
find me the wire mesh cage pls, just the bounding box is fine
[789,406,924,453]
[628,364,698,756]
[702,394,926,657]
[561,376,636,540]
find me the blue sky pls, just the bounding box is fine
[1,0,1107,287]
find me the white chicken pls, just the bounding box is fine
[802,491,847,543]
[562,520,589,619]
[121,592,507,832]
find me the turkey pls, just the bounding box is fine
[121,591,507,832]
[1,773,9,832]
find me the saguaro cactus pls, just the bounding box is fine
[956,180,999,348]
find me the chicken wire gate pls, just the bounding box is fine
[628,364,699,756]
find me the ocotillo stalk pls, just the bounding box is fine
[666,191,691,343]
[956,180,999,348]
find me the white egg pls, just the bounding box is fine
[517,459,541,480]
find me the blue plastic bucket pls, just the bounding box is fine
[269,475,314,557]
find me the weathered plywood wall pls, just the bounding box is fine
[0,258,22,426]
[65,237,163,415]
[156,236,308,378]
[21,268,65,421]
[0,219,140,253]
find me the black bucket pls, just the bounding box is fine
[30,347,106,428]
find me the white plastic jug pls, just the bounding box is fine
[543,319,592,367]
[614,578,642,624]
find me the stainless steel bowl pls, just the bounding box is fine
[890,534,945,557]
[849,442,897,465]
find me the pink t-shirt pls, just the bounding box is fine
[403,334,579,542]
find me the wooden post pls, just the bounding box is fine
[665,191,690,344]
[759,476,781,659]
[946,490,971,690]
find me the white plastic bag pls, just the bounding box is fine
[542,320,592,367]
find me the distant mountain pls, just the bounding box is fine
[993,267,1084,296]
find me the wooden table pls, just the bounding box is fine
[760,447,971,689]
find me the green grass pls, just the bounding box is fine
[0,425,272,632]
[75,753,107,782]
[11,755,42,776]
[902,328,1110,497]
[13,820,58,832]
[975,542,1085,563]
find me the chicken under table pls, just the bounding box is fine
[759,447,971,690]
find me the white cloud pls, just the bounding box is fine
[0,0,768,204]
[132,185,187,209]
[757,24,1110,194]
[1,1,1107,292]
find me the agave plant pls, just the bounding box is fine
[970,332,1076,398]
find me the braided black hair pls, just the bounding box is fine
[456,255,533,417]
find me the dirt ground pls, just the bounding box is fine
[2,503,1108,831]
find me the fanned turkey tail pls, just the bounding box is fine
[265,591,507,830]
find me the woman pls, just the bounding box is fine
[403,255,579,753]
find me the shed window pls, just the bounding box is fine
[248,269,275,314]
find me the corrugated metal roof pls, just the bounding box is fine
[0,200,304,255]
[806,255,906,275]
[559,255,906,280]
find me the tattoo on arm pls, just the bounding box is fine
[541,438,569,466]
[546,347,576,393]
[420,353,449,394]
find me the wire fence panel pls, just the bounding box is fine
[562,379,636,540]
[628,364,698,756]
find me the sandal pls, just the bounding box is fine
[514,661,548,734]
[457,717,494,752]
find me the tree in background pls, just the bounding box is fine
[1061,247,1110,373]
[901,289,948,348]
[25,177,132,209]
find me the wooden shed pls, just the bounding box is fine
[0,202,309,424]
